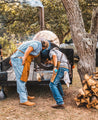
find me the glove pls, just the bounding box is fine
[54,68,58,73]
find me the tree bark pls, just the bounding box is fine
[62,0,98,82]
[90,7,98,35]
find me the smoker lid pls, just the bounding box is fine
[33,30,60,47]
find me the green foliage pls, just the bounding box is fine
[0,3,40,35]
[0,34,16,57]
[42,0,69,43]
[0,0,97,57]
[0,0,69,44]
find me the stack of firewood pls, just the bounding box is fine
[74,73,98,109]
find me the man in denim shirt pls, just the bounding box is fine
[11,40,49,106]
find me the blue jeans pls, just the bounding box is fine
[49,67,69,105]
[11,52,28,103]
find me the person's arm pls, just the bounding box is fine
[52,55,57,67]
[52,55,58,73]
[22,46,33,65]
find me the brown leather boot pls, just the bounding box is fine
[51,104,65,109]
[28,96,35,100]
[20,101,36,106]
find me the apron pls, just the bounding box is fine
[20,51,40,82]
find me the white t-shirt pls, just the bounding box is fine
[49,48,69,68]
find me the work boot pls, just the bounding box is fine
[51,104,65,109]
[20,101,36,106]
[28,96,35,100]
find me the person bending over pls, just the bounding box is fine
[11,40,49,106]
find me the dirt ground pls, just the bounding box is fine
[0,64,98,120]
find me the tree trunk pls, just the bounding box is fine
[62,0,98,82]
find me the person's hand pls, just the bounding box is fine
[53,67,58,74]
[9,60,12,66]
[22,57,25,65]
[46,60,52,64]
[45,59,53,64]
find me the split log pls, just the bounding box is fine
[84,74,93,80]
[85,97,90,104]
[91,96,98,104]
[93,76,98,80]
[91,86,98,96]
[81,97,90,104]
[96,84,98,88]
[94,105,98,109]
[94,74,98,77]
[82,80,87,85]
[79,88,85,96]
[83,83,89,90]
[84,74,97,87]
[84,90,92,97]
[37,73,41,82]
[77,93,83,99]
[86,104,92,109]
[93,72,98,74]
[87,78,96,87]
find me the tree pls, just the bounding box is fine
[79,0,98,32]
[62,0,98,82]
[42,0,69,43]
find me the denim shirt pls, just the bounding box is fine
[12,40,42,58]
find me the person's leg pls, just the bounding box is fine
[49,68,64,105]
[11,57,28,103]
[58,82,64,97]
[16,78,28,103]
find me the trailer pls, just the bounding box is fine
[0,45,74,99]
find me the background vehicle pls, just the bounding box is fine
[60,38,98,66]
[60,39,79,62]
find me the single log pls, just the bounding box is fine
[93,72,98,74]
[81,98,89,104]
[93,76,98,80]
[82,80,87,85]
[95,74,98,77]
[74,97,80,102]
[79,88,85,95]
[77,93,83,99]
[37,73,41,82]
[91,96,98,105]
[94,104,98,109]
[96,84,98,88]
[75,101,81,106]
[86,104,92,109]
[87,78,96,87]
[85,97,90,104]
[81,98,87,104]
[84,90,92,97]
[83,83,89,90]
[91,86,98,96]
[84,74,93,80]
